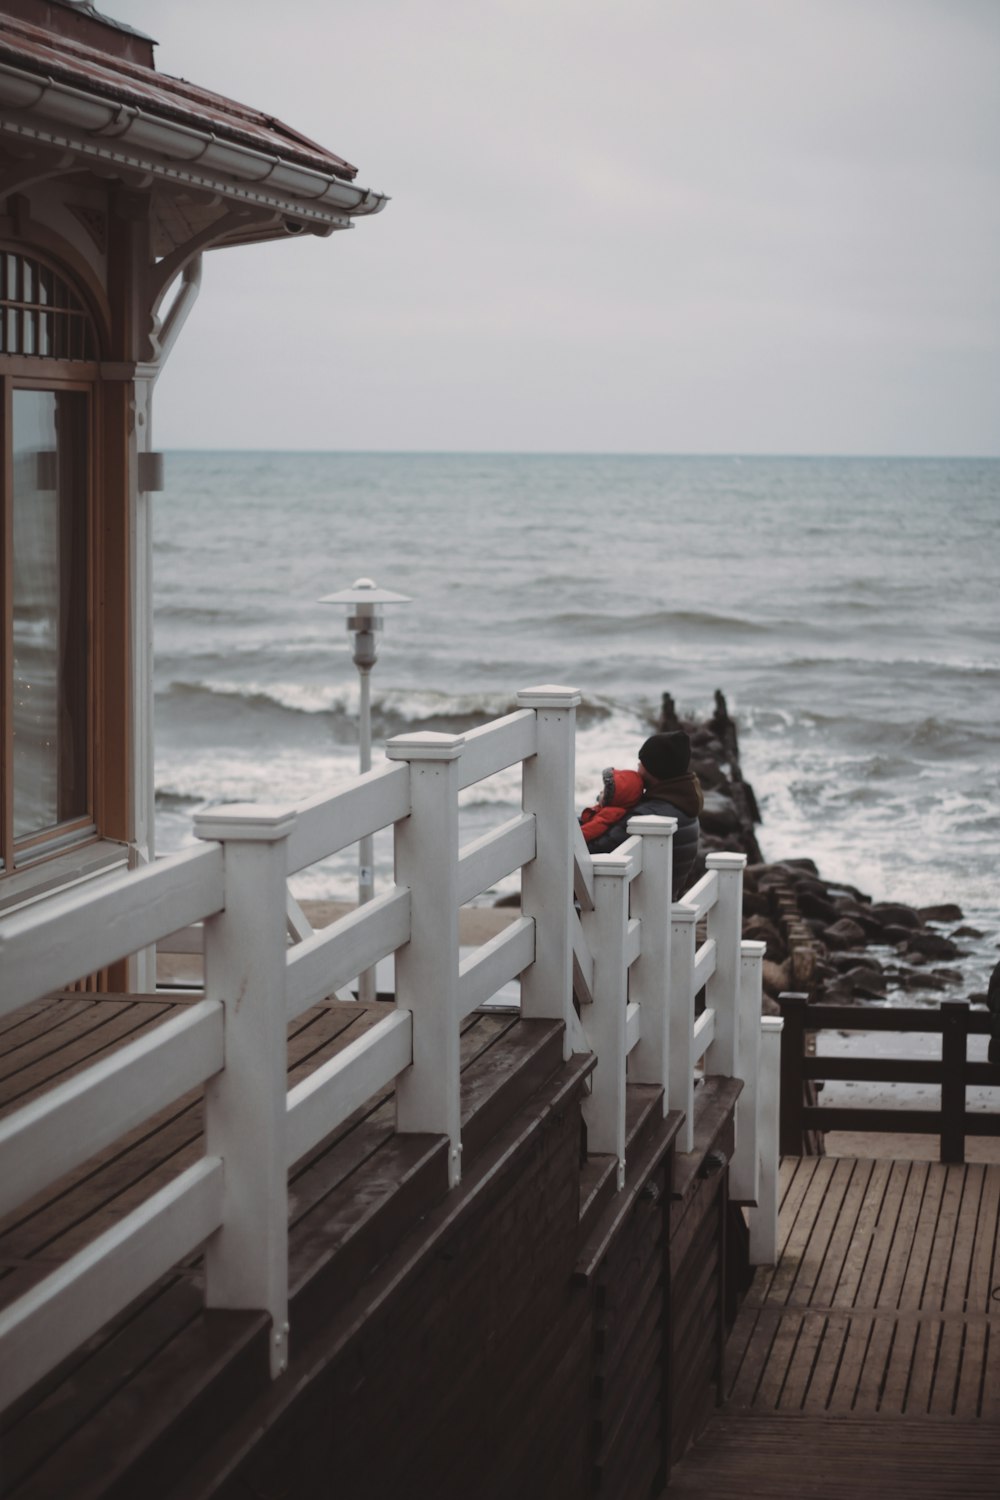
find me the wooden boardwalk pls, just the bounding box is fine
[666,1154,1000,1497]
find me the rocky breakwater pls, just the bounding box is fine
[655,691,983,1016]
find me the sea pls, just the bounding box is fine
[153,452,1000,1003]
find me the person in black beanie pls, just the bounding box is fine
[586,729,703,895]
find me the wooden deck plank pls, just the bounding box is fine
[807,1157,876,1308]
[965,1163,1000,1316]
[896,1162,948,1311]
[0,1000,160,1103]
[747,1156,822,1305]
[841,1157,910,1310]
[765,1157,838,1306]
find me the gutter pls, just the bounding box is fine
[0,59,389,226]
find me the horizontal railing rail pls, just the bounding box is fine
[778,993,1000,1162]
[0,842,225,1017]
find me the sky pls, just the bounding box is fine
[122,0,1000,456]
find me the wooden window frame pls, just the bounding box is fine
[1,256,103,877]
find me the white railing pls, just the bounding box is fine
[0,681,778,1412]
[573,832,779,1256]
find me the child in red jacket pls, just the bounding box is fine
[579,768,645,845]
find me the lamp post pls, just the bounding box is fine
[320,578,412,1002]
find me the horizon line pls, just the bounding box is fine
[156,448,1000,461]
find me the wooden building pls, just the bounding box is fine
[0,0,386,984]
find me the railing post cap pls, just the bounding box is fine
[515,684,582,709]
[671,902,698,923]
[193,804,297,842]
[761,1015,784,1034]
[706,852,747,870]
[591,851,632,879]
[628,814,677,836]
[385,731,465,761]
[741,939,767,958]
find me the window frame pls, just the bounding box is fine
[1,251,102,876]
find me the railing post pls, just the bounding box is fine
[195,804,295,1380]
[582,852,630,1187]
[749,1015,784,1265]
[704,852,746,1080]
[386,731,464,1187]
[941,1000,968,1165]
[517,685,582,1058]
[778,992,808,1156]
[670,904,698,1153]
[627,816,676,1111]
[731,940,766,1203]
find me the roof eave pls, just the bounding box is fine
[0,59,389,229]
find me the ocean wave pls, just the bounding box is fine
[540,608,773,637]
[157,678,617,737]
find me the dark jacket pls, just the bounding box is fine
[587,772,702,897]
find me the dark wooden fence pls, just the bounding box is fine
[778,993,1000,1162]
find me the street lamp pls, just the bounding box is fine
[320,578,412,1002]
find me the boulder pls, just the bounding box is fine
[823,917,868,950]
[904,930,961,960]
[919,903,964,923]
[699,789,741,836]
[869,902,924,929]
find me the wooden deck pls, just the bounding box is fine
[0,989,567,1499]
[665,1153,1000,1497]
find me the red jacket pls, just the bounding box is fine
[580,769,645,846]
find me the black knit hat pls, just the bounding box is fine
[639,731,690,780]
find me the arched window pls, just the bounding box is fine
[1,251,99,873]
[1,251,97,361]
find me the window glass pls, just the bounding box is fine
[11,389,89,841]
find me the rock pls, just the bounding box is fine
[743,915,786,960]
[791,945,818,986]
[762,958,791,995]
[699,789,741,836]
[762,993,782,1017]
[869,903,923,929]
[823,917,868,950]
[904,930,961,960]
[828,951,883,973]
[798,890,840,924]
[741,890,772,918]
[842,966,888,997]
[919,903,964,923]
[953,925,984,940]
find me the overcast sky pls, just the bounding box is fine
[123,0,1000,455]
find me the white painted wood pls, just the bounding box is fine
[731,941,766,1204]
[572,913,594,1007]
[572,822,595,912]
[128,379,156,994]
[517,687,581,1055]
[285,1010,413,1166]
[670,904,698,1152]
[704,853,745,1081]
[458,917,534,1017]
[566,1001,590,1055]
[0,843,225,1016]
[749,1016,784,1265]
[456,812,535,905]
[457,709,537,790]
[624,916,642,969]
[626,816,675,1108]
[693,936,717,993]
[196,805,293,1378]
[625,1001,641,1056]
[680,867,718,920]
[387,733,464,1186]
[581,854,630,1187]
[0,1155,223,1411]
[285,761,410,875]
[0,1001,223,1219]
[285,887,411,1020]
[692,1006,716,1057]
[286,889,313,944]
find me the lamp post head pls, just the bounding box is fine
[319,577,412,671]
